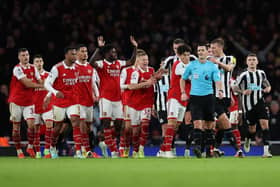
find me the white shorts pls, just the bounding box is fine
[229,110,239,125]
[34,110,54,125]
[99,98,123,120]
[80,105,94,122]
[9,103,34,123]
[125,106,151,126]
[167,98,186,123]
[53,104,80,122]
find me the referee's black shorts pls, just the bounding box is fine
[215,98,231,117]
[190,94,216,121]
[244,99,269,126]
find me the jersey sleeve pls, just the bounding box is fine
[120,68,128,89]
[235,72,246,88]
[118,60,126,67]
[212,65,221,82]
[162,56,173,69]
[130,70,140,84]
[34,67,41,81]
[13,66,26,80]
[44,66,59,95]
[175,63,185,76]
[95,60,104,68]
[182,63,191,80]
[230,56,237,68]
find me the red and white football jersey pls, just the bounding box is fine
[45,61,79,108]
[127,66,155,110]
[167,60,190,107]
[230,78,239,112]
[96,59,126,101]
[120,66,137,106]
[8,63,41,106]
[76,61,98,107]
[33,71,52,114]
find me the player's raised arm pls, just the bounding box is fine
[89,36,105,68]
[126,36,138,66]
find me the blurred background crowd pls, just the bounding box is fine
[0,0,279,145]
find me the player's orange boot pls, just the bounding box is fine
[92,152,101,158]
[17,152,25,159]
[119,149,127,158]
[26,148,36,158]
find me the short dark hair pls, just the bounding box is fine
[173,38,185,45]
[177,44,192,55]
[100,44,115,56]
[211,38,225,47]
[33,54,43,60]
[64,46,76,55]
[246,53,257,59]
[76,44,87,51]
[197,42,209,48]
[18,48,28,54]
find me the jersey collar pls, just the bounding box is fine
[62,61,75,69]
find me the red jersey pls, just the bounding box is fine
[120,66,137,106]
[230,78,238,112]
[168,60,190,106]
[8,63,41,106]
[128,67,155,110]
[76,61,97,107]
[33,71,52,114]
[96,59,126,101]
[45,61,79,107]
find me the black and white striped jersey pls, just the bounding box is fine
[154,74,169,112]
[213,55,236,98]
[162,54,197,82]
[235,69,268,112]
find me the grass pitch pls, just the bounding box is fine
[0,157,279,187]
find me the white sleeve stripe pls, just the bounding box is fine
[13,66,26,80]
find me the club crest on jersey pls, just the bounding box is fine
[63,73,66,76]
[88,70,92,74]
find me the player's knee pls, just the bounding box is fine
[168,119,177,126]
[248,125,256,133]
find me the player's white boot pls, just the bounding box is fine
[244,138,251,153]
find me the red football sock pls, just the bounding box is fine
[139,121,149,147]
[104,128,117,152]
[163,125,174,151]
[81,132,91,152]
[73,126,82,151]
[232,127,241,149]
[12,127,21,150]
[27,127,34,146]
[132,126,140,152]
[160,141,166,152]
[44,127,52,149]
[34,126,41,152]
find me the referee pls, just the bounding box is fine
[180,43,223,158]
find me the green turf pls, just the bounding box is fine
[0,157,279,187]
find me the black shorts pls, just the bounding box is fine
[190,94,216,121]
[244,99,269,126]
[157,110,167,125]
[185,100,191,112]
[215,98,231,117]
